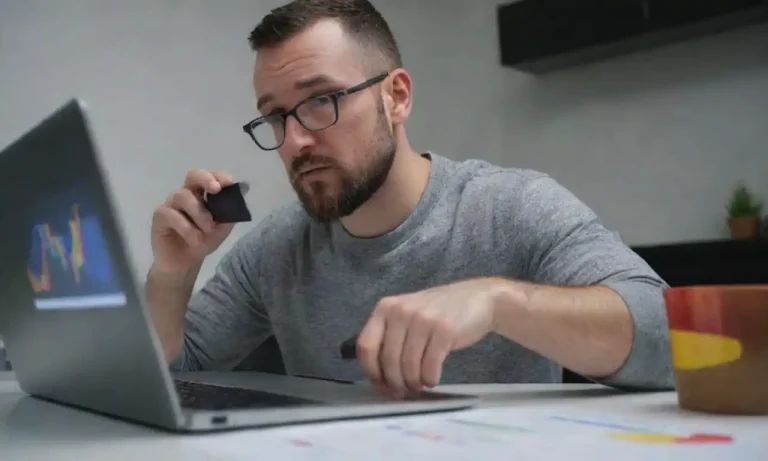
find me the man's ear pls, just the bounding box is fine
[384,69,412,125]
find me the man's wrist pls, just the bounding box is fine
[485,277,533,335]
[148,262,201,289]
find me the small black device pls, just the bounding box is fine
[340,334,358,360]
[203,181,252,223]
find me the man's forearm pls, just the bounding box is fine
[145,262,202,362]
[491,279,634,379]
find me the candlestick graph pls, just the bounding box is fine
[26,202,125,309]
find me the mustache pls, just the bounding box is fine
[291,153,338,177]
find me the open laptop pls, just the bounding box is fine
[0,99,476,432]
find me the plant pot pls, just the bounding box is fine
[728,216,761,239]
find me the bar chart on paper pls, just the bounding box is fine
[192,406,767,460]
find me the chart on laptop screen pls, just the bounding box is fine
[25,186,126,310]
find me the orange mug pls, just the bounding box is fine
[664,285,768,415]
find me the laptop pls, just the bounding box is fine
[0,99,476,432]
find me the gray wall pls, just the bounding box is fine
[1,0,767,289]
[496,24,768,246]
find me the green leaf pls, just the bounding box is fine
[726,184,763,218]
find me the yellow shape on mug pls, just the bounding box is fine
[670,330,742,371]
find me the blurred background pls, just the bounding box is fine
[1,0,767,371]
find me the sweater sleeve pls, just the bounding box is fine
[169,229,272,372]
[512,174,675,390]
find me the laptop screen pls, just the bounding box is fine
[25,184,127,310]
[0,100,133,315]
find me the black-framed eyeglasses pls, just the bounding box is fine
[242,73,389,151]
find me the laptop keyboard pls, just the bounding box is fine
[173,379,318,411]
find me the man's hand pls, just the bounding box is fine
[356,278,510,398]
[151,169,237,276]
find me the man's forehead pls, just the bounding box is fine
[252,19,365,101]
[253,55,365,111]
[255,72,347,110]
[254,50,354,86]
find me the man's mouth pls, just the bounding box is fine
[297,165,331,177]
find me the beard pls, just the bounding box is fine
[289,102,397,223]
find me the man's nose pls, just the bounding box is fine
[281,115,316,154]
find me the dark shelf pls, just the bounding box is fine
[631,238,768,287]
[497,0,768,73]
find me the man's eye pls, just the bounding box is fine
[308,95,334,107]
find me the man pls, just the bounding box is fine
[146,0,674,399]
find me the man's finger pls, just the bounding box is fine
[379,312,409,398]
[184,169,232,195]
[401,310,433,392]
[210,170,235,188]
[167,189,216,233]
[420,320,453,388]
[357,313,386,387]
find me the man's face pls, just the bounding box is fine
[252,19,396,222]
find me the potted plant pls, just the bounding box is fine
[726,184,763,239]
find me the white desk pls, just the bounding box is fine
[1,371,765,460]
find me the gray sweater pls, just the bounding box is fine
[171,153,674,390]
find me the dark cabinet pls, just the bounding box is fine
[497,0,768,72]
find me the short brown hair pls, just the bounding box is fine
[248,0,402,73]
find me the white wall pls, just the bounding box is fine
[1,0,767,290]
[496,23,768,245]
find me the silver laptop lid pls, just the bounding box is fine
[0,99,186,429]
